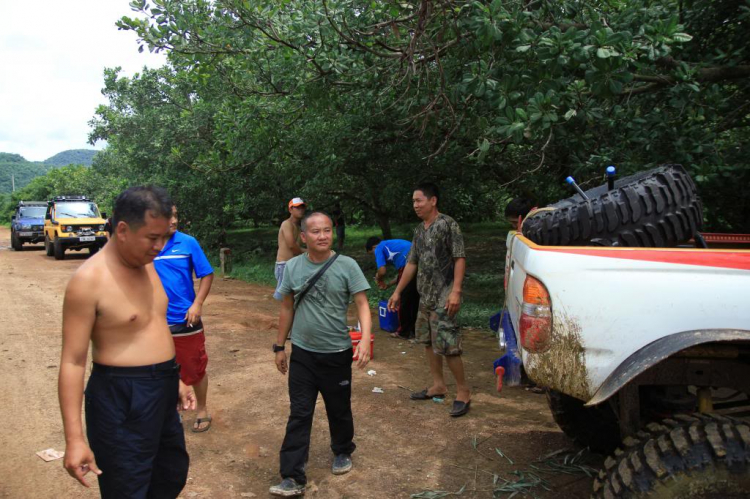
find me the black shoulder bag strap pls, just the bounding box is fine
[294,253,340,310]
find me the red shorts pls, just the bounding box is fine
[173,331,208,386]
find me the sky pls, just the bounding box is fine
[0,1,166,162]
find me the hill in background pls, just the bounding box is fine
[0,149,98,194]
[44,149,98,167]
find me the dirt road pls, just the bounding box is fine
[0,226,598,498]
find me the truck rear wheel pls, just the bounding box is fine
[547,389,620,454]
[593,414,750,498]
[11,232,22,251]
[522,164,703,247]
[45,236,54,256]
[53,237,65,260]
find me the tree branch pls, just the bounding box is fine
[632,65,750,84]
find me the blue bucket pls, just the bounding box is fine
[378,300,399,332]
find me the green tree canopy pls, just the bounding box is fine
[84,0,750,242]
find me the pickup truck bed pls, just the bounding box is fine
[504,232,750,404]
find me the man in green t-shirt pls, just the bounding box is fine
[388,182,471,418]
[270,212,372,497]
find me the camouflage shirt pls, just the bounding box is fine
[408,213,466,309]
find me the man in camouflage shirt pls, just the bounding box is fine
[388,182,471,417]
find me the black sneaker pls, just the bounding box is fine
[332,454,353,475]
[269,478,305,496]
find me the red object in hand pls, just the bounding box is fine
[350,329,374,361]
[495,366,505,393]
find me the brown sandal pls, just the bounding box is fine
[192,416,212,433]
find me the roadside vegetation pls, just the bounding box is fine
[7,0,747,250]
[3,0,748,292]
[220,222,508,329]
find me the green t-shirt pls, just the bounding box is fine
[279,252,370,353]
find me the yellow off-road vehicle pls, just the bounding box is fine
[44,196,108,260]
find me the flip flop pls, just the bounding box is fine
[410,389,447,400]
[450,400,471,417]
[192,415,212,433]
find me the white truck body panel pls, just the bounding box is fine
[505,232,750,403]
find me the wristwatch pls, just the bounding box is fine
[272,343,286,353]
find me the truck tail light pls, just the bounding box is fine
[519,276,552,352]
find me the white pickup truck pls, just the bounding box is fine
[503,231,750,498]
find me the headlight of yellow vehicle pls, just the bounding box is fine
[65,226,74,232]
[98,224,105,231]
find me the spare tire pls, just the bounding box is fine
[522,164,703,247]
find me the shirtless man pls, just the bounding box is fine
[273,197,306,300]
[58,186,196,498]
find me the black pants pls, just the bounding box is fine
[279,345,356,485]
[398,268,420,336]
[85,359,189,499]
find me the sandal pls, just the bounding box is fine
[192,415,212,433]
[450,400,471,417]
[410,388,447,401]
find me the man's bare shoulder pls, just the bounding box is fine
[144,262,161,280]
[65,253,106,297]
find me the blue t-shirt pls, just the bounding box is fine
[375,239,412,270]
[154,231,214,325]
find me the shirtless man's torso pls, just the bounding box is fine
[273,198,306,300]
[58,186,195,498]
[276,218,303,262]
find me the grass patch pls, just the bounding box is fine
[412,443,598,498]
[215,221,510,329]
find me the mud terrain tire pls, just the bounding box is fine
[53,237,64,260]
[593,414,750,498]
[45,236,54,256]
[547,390,620,454]
[11,232,22,251]
[522,164,703,247]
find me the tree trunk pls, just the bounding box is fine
[376,212,393,239]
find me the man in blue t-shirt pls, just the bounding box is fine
[154,205,215,433]
[366,237,419,339]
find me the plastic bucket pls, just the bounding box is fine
[349,328,374,361]
[378,299,399,332]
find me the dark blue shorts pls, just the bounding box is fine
[85,358,189,499]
